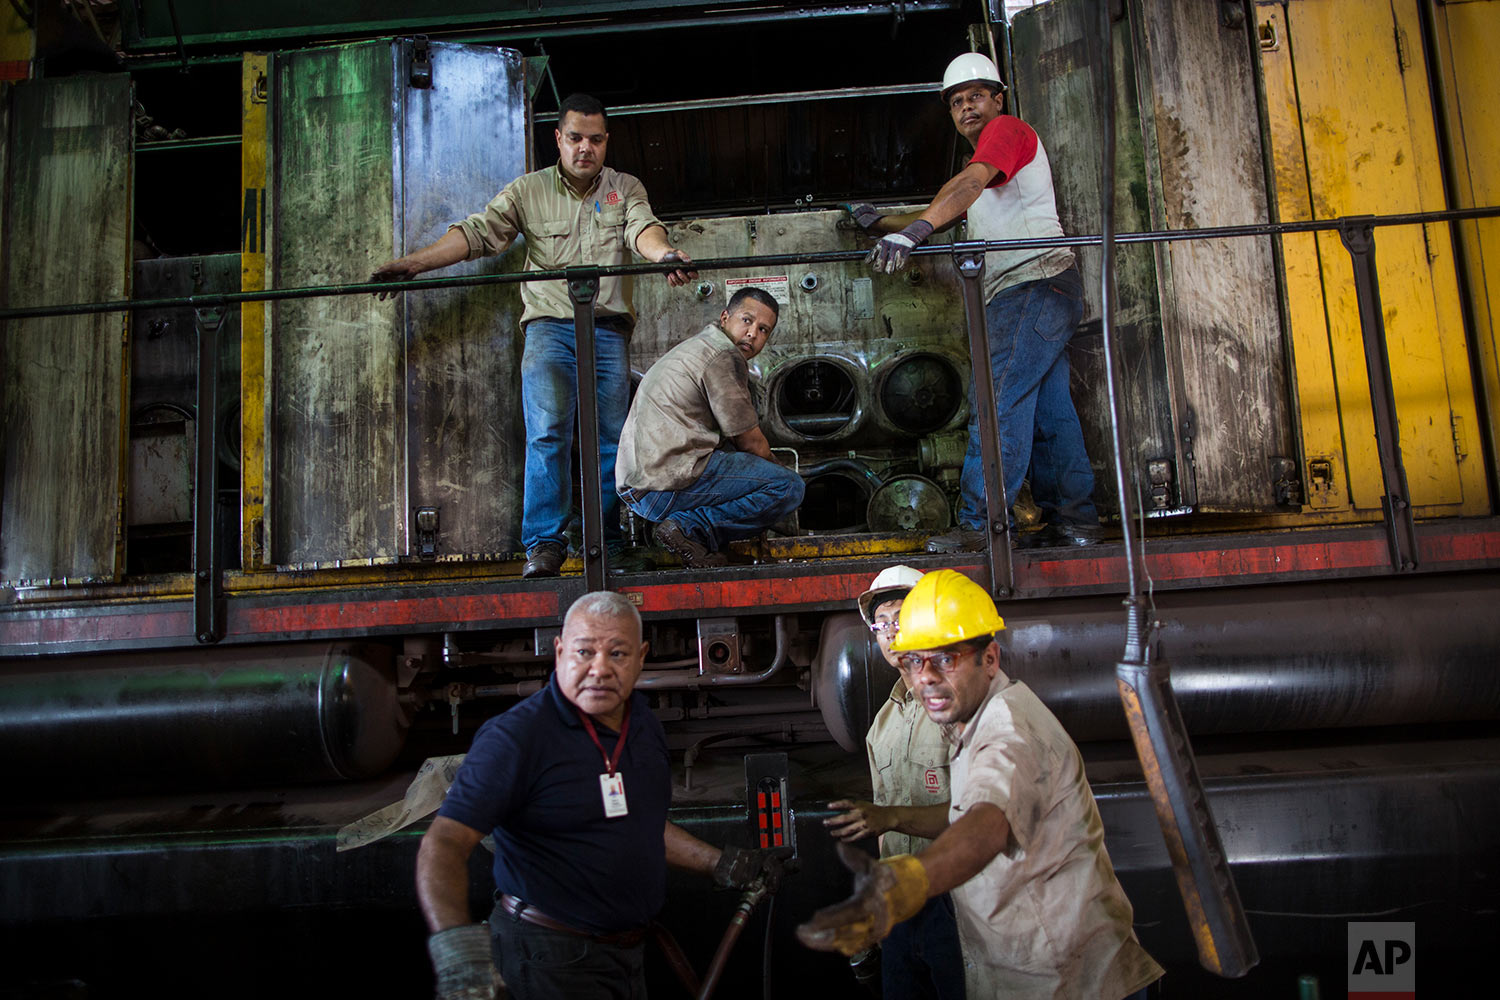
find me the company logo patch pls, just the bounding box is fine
[1348,921,1415,999]
[604,191,621,206]
[924,768,941,792]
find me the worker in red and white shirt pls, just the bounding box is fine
[847,53,1100,552]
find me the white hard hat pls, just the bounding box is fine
[941,52,1005,101]
[857,565,925,625]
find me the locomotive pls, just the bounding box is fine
[2,0,1498,995]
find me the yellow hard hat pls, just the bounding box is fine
[888,569,1006,652]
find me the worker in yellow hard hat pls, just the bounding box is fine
[823,565,963,998]
[798,570,1163,1000]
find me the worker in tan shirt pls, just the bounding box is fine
[372,93,693,579]
[800,570,1163,1000]
[615,287,803,568]
[825,565,965,999]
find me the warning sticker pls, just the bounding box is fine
[724,274,790,306]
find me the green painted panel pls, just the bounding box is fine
[270,42,402,566]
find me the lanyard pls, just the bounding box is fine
[575,701,632,777]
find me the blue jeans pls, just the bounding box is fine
[617,449,805,552]
[958,267,1098,530]
[520,319,629,554]
[883,893,965,1000]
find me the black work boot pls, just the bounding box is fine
[521,542,565,578]
[652,520,727,568]
[925,527,989,553]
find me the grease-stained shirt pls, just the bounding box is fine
[865,678,951,858]
[450,165,664,328]
[946,669,1163,1000]
[616,324,761,493]
[965,115,1076,302]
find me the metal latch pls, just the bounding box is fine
[1147,459,1175,510]
[1307,459,1334,502]
[414,506,439,560]
[698,618,742,675]
[410,35,433,89]
[1270,457,1301,507]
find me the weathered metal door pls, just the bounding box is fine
[1,75,133,585]
[1012,0,1297,515]
[1259,0,1488,517]
[265,39,528,568]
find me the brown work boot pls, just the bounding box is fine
[652,519,727,568]
[522,542,565,578]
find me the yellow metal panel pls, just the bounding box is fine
[1256,3,1350,512]
[1431,0,1500,486]
[1283,0,1483,513]
[241,54,269,570]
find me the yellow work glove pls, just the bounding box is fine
[795,843,930,956]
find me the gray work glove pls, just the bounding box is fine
[427,924,502,1000]
[843,202,884,233]
[713,845,766,889]
[867,220,933,274]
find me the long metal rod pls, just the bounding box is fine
[6,207,1495,323]
[1338,222,1419,572]
[192,307,228,644]
[568,276,608,591]
[1092,1,1257,978]
[122,2,959,66]
[535,83,939,121]
[953,250,1015,599]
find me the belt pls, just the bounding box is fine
[496,893,647,948]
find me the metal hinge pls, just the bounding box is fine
[1270,456,1302,507]
[414,506,440,560]
[409,35,433,89]
[1452,413,1468,462]
[1306,458,1335,506]
[1147,459,1175,510]
[1394,24,1412,72]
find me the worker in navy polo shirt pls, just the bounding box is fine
[417,591,763,999]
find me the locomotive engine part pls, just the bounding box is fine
[876,350,965,436]
[813,572,1500,750]
[796,458,884,533]
[766,356,864,443]
[865,474,952,532]
[0,642,408,792]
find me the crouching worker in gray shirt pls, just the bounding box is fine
[616,287,804,568]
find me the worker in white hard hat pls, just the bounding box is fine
[799,570,1163,1000]
[823,565,964,999]
[845,53,1102,552]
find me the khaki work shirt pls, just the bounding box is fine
[866,678,951,858]
[946,670,1163,1000]
[450,165,663,328]
[616,325,759,493]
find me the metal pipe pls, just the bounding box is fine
[1338,222,1419,572]
[797,458,884,493]
[536,83,940,121]
[954,249,1015,597]
[0,642,407,792]
[568,277,608,588]
[6,208,1499,323]
[697,881,769,1000]
[192,307,227,645]
[637,615,792,690]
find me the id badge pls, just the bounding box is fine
[600,773,628,818]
